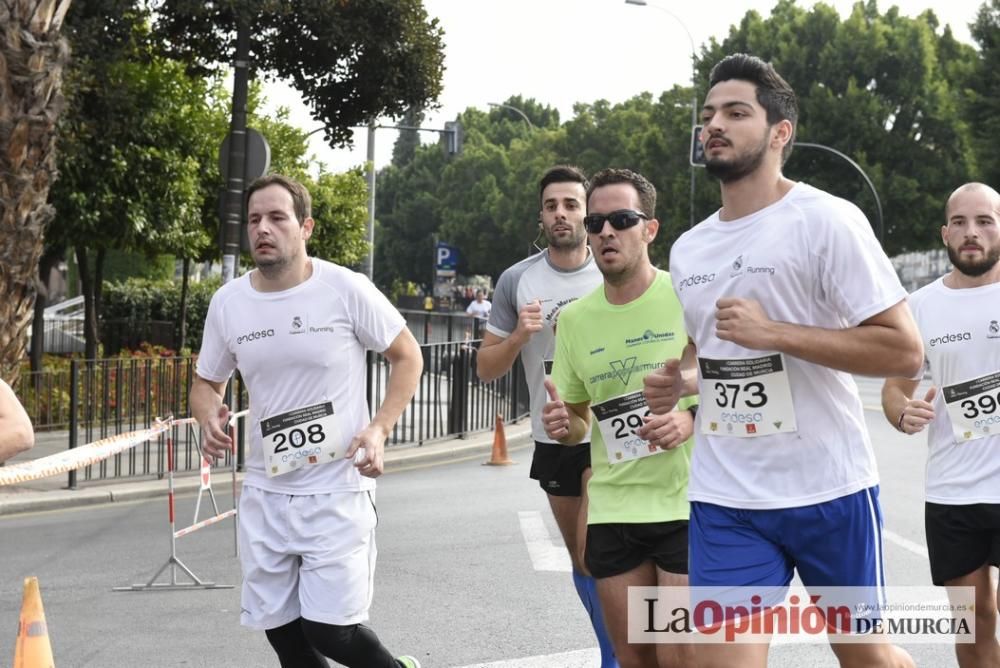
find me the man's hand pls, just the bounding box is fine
[643,359,683,415]
[637,409,694,450]
[715,298,779,350]
[347,425,387,478]
[542,379,571,440]
[899,387,937,435]
[200,404,232,460]
[512,299,544,344]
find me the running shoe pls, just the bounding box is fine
[397,656,422,668]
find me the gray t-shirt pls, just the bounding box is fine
[486,250,602,443]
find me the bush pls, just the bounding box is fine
[102,276,221,351]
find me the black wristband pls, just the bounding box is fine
[687,404,699,419]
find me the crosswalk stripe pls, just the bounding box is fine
[883,529,930,558]
[518,510,572,572]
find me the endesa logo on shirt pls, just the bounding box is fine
[236,328,275,345]
[928,331,972,347]
[677,272,717,292]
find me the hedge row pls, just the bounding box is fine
[102,276,221,352]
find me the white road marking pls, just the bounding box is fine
[451,648,599,667]
[883,529,929,559]
[518,510,572,572]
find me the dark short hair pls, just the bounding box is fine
[586,168,657,219]
[246,174,312,224]
[539,165,589,205]
[709,53,798,163]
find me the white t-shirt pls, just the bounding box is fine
[196,258,405,494]
[486,249,602,443]
[466,299,492,320]
[909,277,1000,504]
[670,182,906,509]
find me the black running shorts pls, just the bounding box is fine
[585,520,689,579]
[925,502,1000,585]
[529,441,591,497]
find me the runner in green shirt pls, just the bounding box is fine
[542,168,695,668]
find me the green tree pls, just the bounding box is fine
[307,169,371,267]
[155,0,445,147]
[698,0,978,253]
[966,0,1000,187]
[50,50,208,359]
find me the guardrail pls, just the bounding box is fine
[13,339,528,486]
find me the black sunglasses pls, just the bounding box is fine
[583,209,648,234]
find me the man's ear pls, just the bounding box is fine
[302,217,315,241]
[772,119,794,152]
[644,218,660,243]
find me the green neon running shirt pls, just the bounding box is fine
[551,270,693,525]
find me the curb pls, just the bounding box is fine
[0,423,533,517]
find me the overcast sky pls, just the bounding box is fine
[260,0,984,174]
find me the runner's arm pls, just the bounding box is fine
[476,330,523,382]
[369,327,423,438]
[0,380,33,462]
[719,299,923,378]
[881,377,920,432]
[190,374,233,459]
[561,401,591,446]
[644,340,699,414]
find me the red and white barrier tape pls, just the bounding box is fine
[0,419,174,486]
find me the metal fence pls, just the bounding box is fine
[15,339,528,486]
[28,315,179,355]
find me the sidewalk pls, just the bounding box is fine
[0,421,533,517]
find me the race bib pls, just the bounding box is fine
[698,353,797,438]
[592,390,664,464]
[261,402,345,477]
[942,371,1000,442]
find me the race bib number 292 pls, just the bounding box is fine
[261,402,344,477]
[592,390,664,464]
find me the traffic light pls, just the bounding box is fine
[444,120,463,156]
[690,125,706,167]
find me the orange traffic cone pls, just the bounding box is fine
[484,413,515,466]
[13,577,55,668]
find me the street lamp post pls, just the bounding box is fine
[793,142,885,242]
[625,0,698,228]
[303,122,461,280]
[488,102,535,130]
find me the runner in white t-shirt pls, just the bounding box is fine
[475,166,612,666]
[465,290,491,320]
[882,183,1000,667]
[190,174,424,668]
[643,54,922,668]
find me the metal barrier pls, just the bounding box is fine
[113,414,242,592]
[398,308,488,344]
[13,337,528,485]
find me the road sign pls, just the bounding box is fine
[435,241,460,277]
[219,127,271,182]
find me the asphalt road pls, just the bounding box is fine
[0,376,978,667]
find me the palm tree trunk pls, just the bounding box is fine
[0,0,73,384]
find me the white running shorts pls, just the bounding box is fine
[238,485,378,630]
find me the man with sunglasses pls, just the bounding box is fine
[643,54,921,667]
[541,168,696,667]
[476,165,613,667]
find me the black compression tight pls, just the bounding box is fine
[265,617,399,668]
